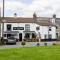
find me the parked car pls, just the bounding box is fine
[6,37,16,44]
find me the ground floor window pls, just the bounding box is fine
[48,34,52,39]
[56,33,58,38]
[4,34,14,38]
[44,35,47,39]
[4,34,7,37]
[25,33,30,39]
[7,34,11,38]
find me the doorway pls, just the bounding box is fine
[19,33,22,41]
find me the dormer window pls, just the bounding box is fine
[49,27,51,31]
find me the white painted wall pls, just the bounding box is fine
[40,26,56,39]
[3,23,56,39]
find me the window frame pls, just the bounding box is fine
[48,34,52,39]
[25,24,30,31]
[7,24,11,31]
[49,27,51,31]
[36,26,40,30]
[44,35,47,39]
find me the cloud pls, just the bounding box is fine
[0,0,60,17]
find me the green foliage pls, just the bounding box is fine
[53,43,56,45]
[21,41,26,46]
[44,43,47,46]
[0,46,60,60]
[0,37,5,45]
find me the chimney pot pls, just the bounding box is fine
[14,13,17,18]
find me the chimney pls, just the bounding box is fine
[33,13,37,22]
[14,13,17,18]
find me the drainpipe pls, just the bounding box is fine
[0,7,1,39]
[38,31,41,42]
[3,0,4,18]
[48,26,49,40]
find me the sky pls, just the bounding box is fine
[0,0,60,17]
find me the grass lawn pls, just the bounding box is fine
[0,46,60,60]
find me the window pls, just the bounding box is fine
[7,34,11,38]
[25,33,30,39]
[32,33,36,38]
[56,26,58,29]
[25,24,30,31]
[49,29,51,31]
[4,34,7,37]
[48,34,52,39]
[44,35,47,39]
[7,24,11,31]
[36,27,40,30]
[49,27,51,31]
[56,33,58,38]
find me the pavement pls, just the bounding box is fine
[0,42,54,49]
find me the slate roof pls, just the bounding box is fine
[0,17,56,26]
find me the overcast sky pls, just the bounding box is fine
[0,0,60,17]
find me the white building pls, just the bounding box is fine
[1,13,56,42]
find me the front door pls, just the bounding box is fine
[19,33,22,41]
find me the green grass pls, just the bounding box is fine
[0,46,60,60]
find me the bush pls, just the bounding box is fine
[53,43,56,45]
[0,37,4,45]
[37,43,40,46]
[21,41,26,46]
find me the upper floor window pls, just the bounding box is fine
[7,24,11,31]
[25,24,30,31]
[36,27,40,30]
[49,27,51,31]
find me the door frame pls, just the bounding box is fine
[19,33,22,41]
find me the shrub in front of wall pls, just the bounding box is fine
[53,43,56,45]
[21,41,26,47]
[0,37,4,45]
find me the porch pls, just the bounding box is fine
[23,31,41,42]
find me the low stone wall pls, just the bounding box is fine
[20,42,54,47]
[53,41,60,45]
